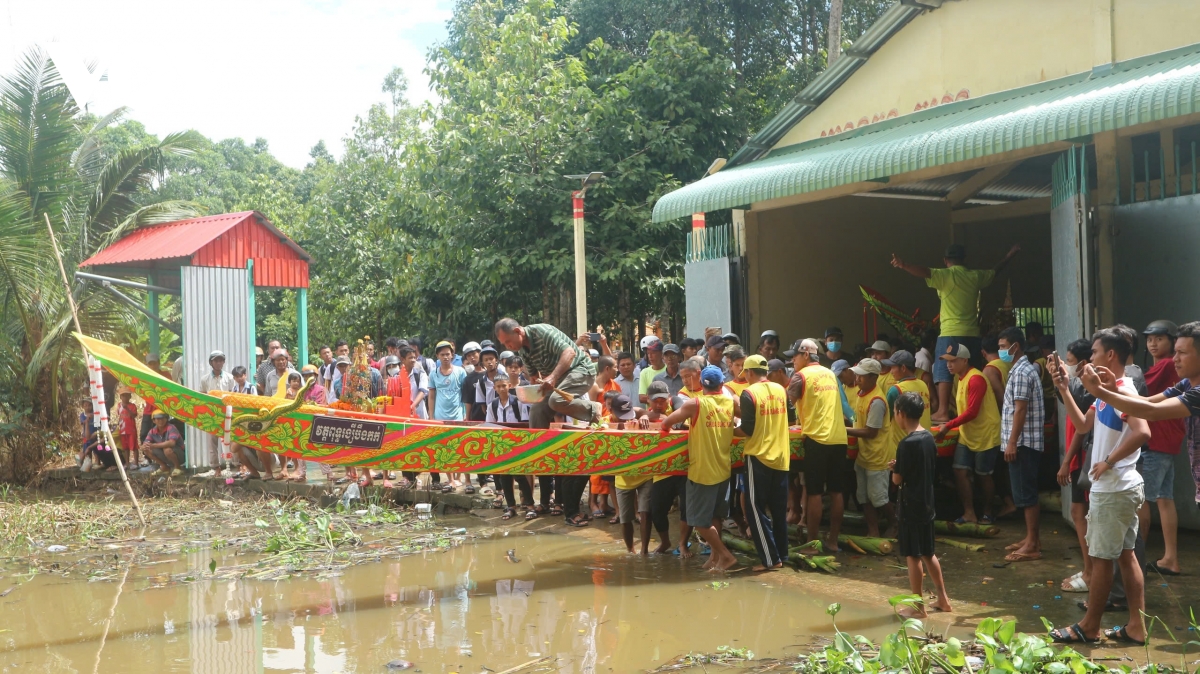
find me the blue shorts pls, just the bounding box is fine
[933,336,982,383]
[953,444,1000,475]
[1139,450,1175,502]
[1009,445,1041,508]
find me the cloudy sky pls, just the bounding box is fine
[0,0,453,167]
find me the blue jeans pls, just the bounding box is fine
[1139,450,1175,502]
[933,336,982,383]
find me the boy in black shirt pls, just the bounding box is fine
[890,391,952,618]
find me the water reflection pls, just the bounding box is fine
[0,523,884,673]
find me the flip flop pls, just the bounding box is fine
[1146,561,1181,576]
[1005,542,1023,551]
[979,515,995,524]
[1004,551,1043,562]
[1104,625,1145,646]
[953,517,977,525]
[1050,623,1098,645]
[564,516,589,528]
[608,515,620,525]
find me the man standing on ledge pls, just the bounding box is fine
[495,318,599,527]
[891,242,1020,423]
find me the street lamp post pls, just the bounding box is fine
[564,172,603,336]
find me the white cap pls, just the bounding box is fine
[639,335,660,349]
[462,341,481,354]
[798,338,821,356]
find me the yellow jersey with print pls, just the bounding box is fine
[955,367,1001,451]
[852,385,893,470]
[688,394,735,485]
[796,364,848,446]
[724,380,749,398]
[888,377,931,448]
[985,358,1011,387]
[877,370,896,400]
[742,381,790,471]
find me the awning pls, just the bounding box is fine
[652,43,1200,222]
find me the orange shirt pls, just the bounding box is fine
[597,377,622,417]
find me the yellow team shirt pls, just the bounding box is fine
[954,368,1001,451]
[985,358,1011,387]
[877,370,896,399]
[852,385,893,470]
[796,364,848,446]
[724,380,749,398]
[688,394,735,485]
[926,264,995,337]
[888,377,931,448]
[742,381,790,471]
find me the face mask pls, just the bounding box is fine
[1065,363,1080,379]
[999,347,1015,364]
[826,341,841,353]
[387,366,400,377]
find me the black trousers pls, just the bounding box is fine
[650,475,688,534]
[538,475,559,508]
[560,476,589,519]
[498,475,534,507]
[744,455,789,567]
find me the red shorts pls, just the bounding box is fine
[119,433,137,451]
[589,475,611,495]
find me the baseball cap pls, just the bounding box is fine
[722,332,740,344]
[647,381,671,400]
[335,355,351,366]
[767,358,786,373]
[435,340,454,354]
[640,335,660,349]
[944,243,966,260]
[208,350,225,362]
[888,349,916,368]
[704,335,726,350]
[868,340,890,353]
[646,340,664,352]
[783,338,819,359]
[824,326,844,338]
[700,365,724,389]
[830,359,850,375]
[744,354,769,372]
[940,343,971,360]
[610,394,636,420]
[462,341,481,355]
[663,343,681,355]
[850,358,882,376]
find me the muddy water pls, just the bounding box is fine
[0,516,893,673]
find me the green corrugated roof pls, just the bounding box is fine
[652,43,1200,223]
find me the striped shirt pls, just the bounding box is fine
[1001,356,1045,452]
[518,324,595,380]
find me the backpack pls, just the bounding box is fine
[490,396,523,423]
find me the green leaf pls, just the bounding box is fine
[208,559,216,574]
[888,593,921,607]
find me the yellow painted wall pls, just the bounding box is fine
[746,196,1052,348]
[775,0,1200,149]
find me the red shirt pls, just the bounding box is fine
[942,373,987,431]
[1145,358,1185,454]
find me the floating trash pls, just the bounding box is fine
[415,503,432,520]
[46,545,68,553]
[384,658,414,669]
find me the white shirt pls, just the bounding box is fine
[199,370,235,394]
[915,347,933,373]
[1088,378,1144,493]
[410,367,430,419]
[486,395,522,423]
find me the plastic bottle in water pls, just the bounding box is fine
[341,482,360,510]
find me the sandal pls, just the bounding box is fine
[564,514,589,528]
[549,505,563,516]
[1104,625,1145,645]
[492,497,506,508]
[592,510,606,518]
[1062,571,1089,593]
[608,515,620,525]
[525,509,539,521]
[501,507,517,520]
[465,486,476,495]
[440,484,453,493]
[1050,623,1098,644]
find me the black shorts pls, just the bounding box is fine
[897,521,935,558]
[1070,467,1087,504]
[802,438,848,496]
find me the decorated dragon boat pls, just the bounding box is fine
[80,335,830,477]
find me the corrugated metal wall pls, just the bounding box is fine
[192,217,310,288]
[182,266,251,468]
[684,257,732,339]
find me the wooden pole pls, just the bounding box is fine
[43,213,147,526]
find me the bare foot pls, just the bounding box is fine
[702,558,715,571]
[679,544,694,559]
[824,538,840,553]
[897,605,928,619]
[711,553,739,572]
[654,543,673,555]
[751,563,783,572]
[996,505,1018,519]
[930,599,952,613]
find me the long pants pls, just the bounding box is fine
[528,370,595,428]
[745,455,789,568]
[538,475,558,508]
[498,475,534,508]
[651,475,688,534]
[140,414,153,444]
[560,476,589,519]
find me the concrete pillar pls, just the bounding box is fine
[246,260,257,365]
[297,287,309,366]
[1094,131,1118,326]
[146,271,161,356]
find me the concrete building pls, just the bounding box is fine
[655,0,1200,526]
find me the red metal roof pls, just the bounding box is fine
[79,211,311,288]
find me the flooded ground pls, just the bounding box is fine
[1,515,896,673]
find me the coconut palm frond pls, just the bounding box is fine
[0,46,78,216]
[94,199,203,252]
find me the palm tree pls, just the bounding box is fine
[0,47,203,480]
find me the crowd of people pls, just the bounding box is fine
[76,243,1200,628]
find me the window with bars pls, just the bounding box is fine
[1013,307,1054,335]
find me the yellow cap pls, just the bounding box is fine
[743,354,769,371]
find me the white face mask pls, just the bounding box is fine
[1065,363,1080,379]
[387,366,400,377]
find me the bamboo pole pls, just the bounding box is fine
[43,213,146,526]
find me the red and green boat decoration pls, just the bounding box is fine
[79,335,819,477]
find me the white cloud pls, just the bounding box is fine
[0,0,452,167]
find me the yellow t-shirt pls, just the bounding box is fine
[852,385,893,470]
[877,370,896,399]
[888,377,931,448]
[687,394,735,485]
[742,381,790,471]
[724,380,748,398]
[954,368,1001,451]
[615,474,652,490]
[795,364,848,446]
[985,358,1011,387]
[926,264,995,337]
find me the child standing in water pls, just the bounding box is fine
[890,391,952,617]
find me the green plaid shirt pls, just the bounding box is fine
[520,324,595,380]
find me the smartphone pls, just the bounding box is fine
[588,332,602,344]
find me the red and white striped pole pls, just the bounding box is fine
[573,190,587,336]
[691,212,705,257]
